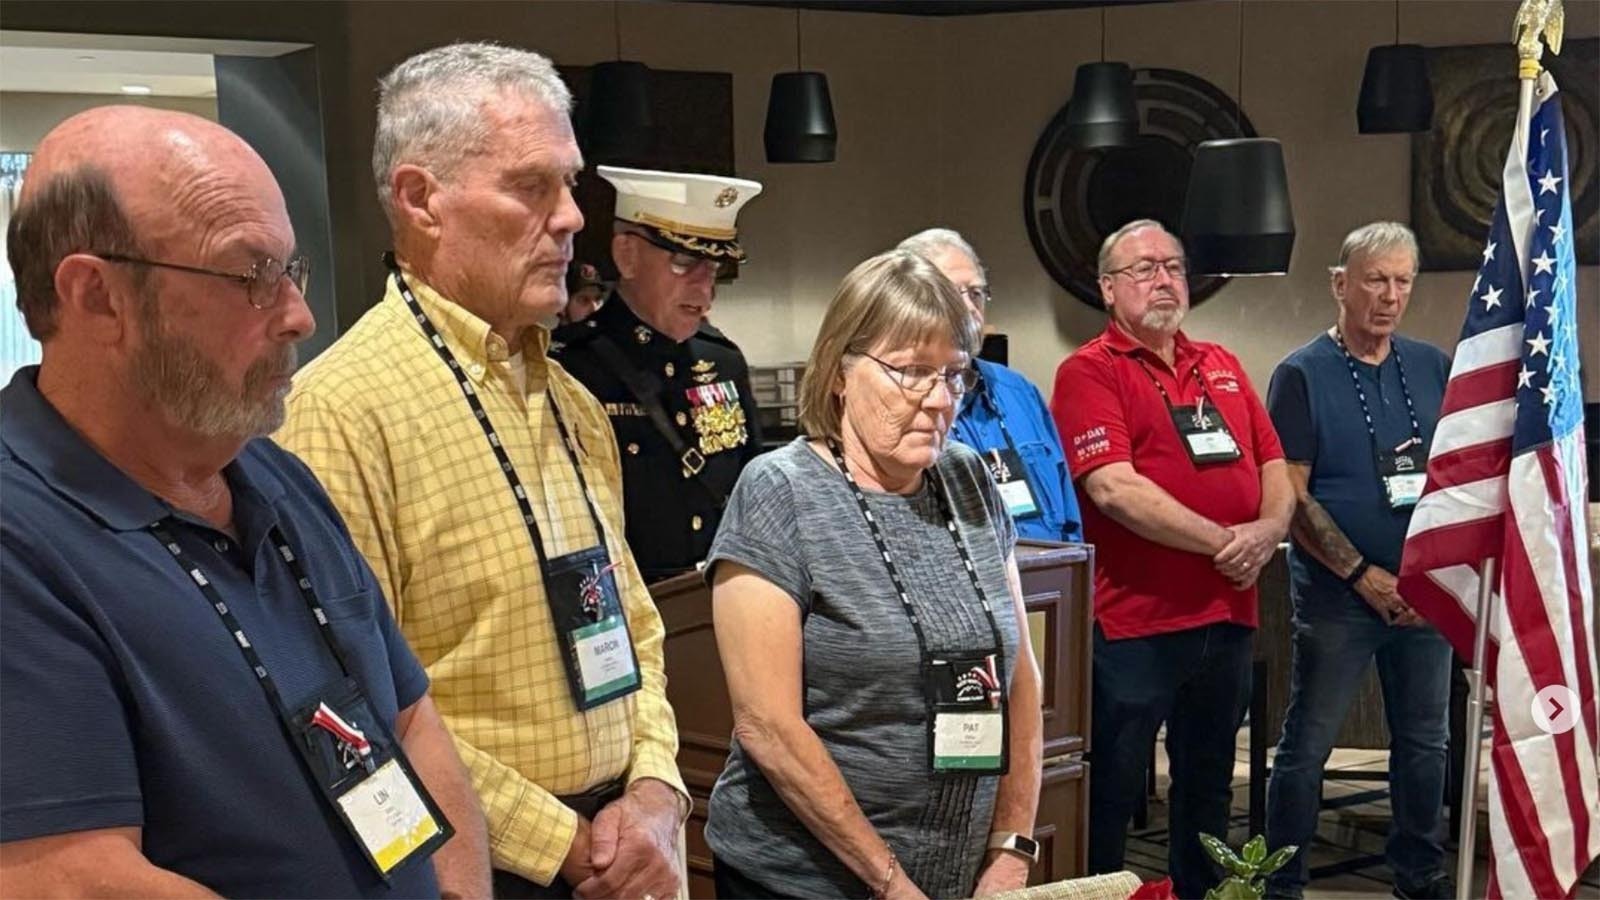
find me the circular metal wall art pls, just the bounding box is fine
[1024,67,1258,309]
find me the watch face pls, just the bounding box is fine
[1015,834,1040,857]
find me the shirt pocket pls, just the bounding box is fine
[1014,439,1063,528]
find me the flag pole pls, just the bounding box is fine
[1455,558,1498,900]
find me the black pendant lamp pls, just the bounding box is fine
[1357,2,1433,133]
[1065,8,1137,149]
[587,1,654,161]
[765,8,837,163]
[1181,0,1295,276]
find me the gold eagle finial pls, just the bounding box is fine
[1513,0,1565,74]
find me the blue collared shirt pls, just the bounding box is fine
[952,359,1084,543]
[0,367,436,898]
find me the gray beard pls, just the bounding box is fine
[129,298,295,439]
[1140,306,1186,334]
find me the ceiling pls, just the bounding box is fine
[692,0,1174,15]
[0,31,307,98]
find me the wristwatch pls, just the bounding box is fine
[986,831,1041,865]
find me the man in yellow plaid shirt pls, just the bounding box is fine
[279,43,686,899]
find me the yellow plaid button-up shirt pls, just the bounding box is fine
[277,273,684,885]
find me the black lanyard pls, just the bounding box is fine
[1135,358,1216,424]
[150,520,354,719]
[824,440,1007,667]
[387,257,607,570]
[1332,330,1421,457]
[971,368,1023,459]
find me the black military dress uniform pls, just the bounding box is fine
[551,293,763,583]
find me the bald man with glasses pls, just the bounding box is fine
[552,166,765,584]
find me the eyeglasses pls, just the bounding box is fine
[959,284,993,306]
[861,352,979,396]
[667,253,718,277]
[95,253,311,310]
[1104,257,1188,283]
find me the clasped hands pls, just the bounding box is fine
[1212,519,1282,589]
[561,779,683,900]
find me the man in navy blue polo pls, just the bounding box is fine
[900,227,1083,543]
[1263,222,1454,900]
[0,106,488,897]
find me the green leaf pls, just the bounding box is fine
[1260,846,1298,876]
[1212,877,1262,900]
[1200,833,1245,871]
[1243,835,1267,866]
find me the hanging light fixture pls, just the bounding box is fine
[587,0,654,161]
[1065,7,1138,149]
[1180,0,1295,276]
[765,7,837,163]
[1357,1,1433,133]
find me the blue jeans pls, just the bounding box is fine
[1088,621,1254,899]
[1264,584,1453,897]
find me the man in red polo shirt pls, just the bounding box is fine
[1052,219,1292,897]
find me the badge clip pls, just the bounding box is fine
[311,702,376,773]
[1394,436,1420,454]
[579,560,623,621]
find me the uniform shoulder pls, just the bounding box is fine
[549,318,603,354]
[694,320,740,351]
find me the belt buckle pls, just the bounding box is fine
[680,448,705,476]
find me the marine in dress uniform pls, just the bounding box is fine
[552,166,764,583]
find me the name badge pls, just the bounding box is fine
[1379,442,1427,509]
[287,679,452,880]
[985,448,1040,519]
[1169,403,1242,466]
[543,545,643,711]
[336,758,447,875]
[572,615,639,705]
[923,653,1009,776]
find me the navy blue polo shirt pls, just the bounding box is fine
[0,368,438,898]
[1266,333,1450,601]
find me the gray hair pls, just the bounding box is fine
[372,42,572,222]
[6,165,142,340]
[798,250,977,442]
[1330,221,1418,274]
[1096,218,1179,275]
[896,227,985,273]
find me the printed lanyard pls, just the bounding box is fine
[149,520,355,719]
[972,368,1023,460]
[1332,330,1422,457]
[824,440,1007,667]
[1135,358,1216,424]
[388,257,606,570]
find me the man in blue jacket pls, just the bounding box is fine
[900,228,1083,542]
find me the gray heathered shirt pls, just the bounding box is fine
[704,437,1020,899]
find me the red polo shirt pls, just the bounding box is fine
[1051,322,1283,640]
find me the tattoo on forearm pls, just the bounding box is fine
[1290,494,1363,576]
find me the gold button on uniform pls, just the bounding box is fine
[664,362,676,377]
[691,515,703,531]
[626,442,640,455]
[675,411,688,426]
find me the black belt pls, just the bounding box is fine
[559,778,625,820]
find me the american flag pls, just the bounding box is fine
[1398,69,1597,899]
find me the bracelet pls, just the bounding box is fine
[1344,559,1371,587]
[871,847,899,899]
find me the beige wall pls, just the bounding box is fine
[3,0,1595,400]
[0,91,217,152]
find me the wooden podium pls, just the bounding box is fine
[651,540,1095,898]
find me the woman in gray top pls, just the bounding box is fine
[704,250,1044,899]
